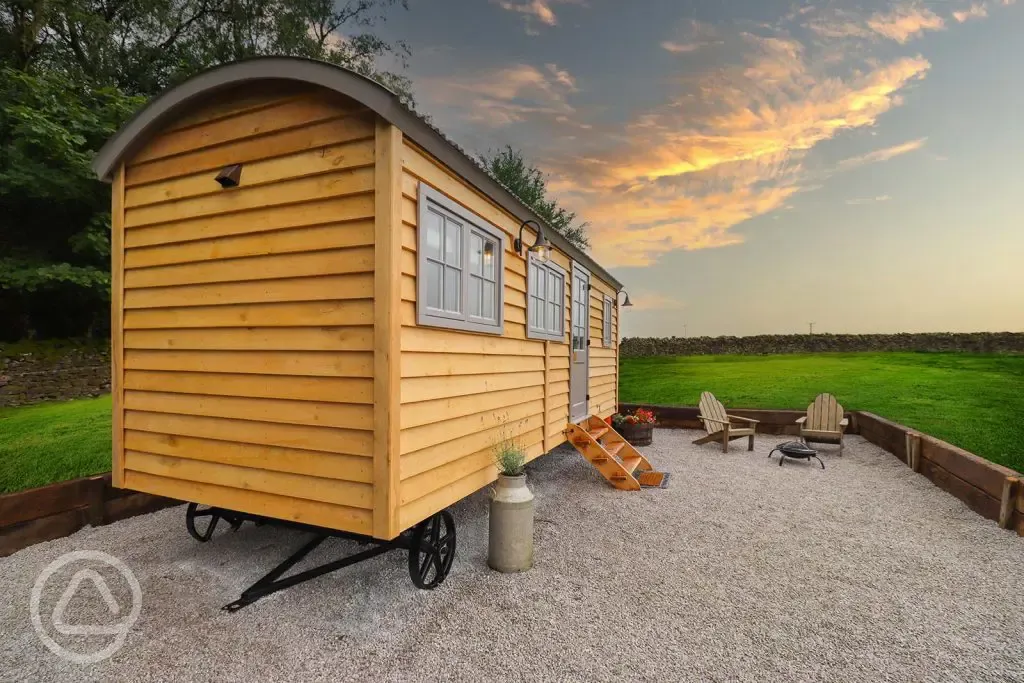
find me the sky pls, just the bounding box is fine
[375,0,1024,337]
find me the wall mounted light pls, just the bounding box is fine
[617,291,633,307]
[515,219,551,263]
[215,164,242,188]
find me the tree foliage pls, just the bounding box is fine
[478,145,589,251]
[0,0,411,340]
[1,0,412,98]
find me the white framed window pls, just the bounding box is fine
[417,184,504,334]
[602,296,613,346]
[527,256,566,342]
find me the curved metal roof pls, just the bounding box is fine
[93,57,622,290]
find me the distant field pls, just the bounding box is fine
[2,352,1022,494]
[0,395,111,493]
[619,352,1024,472]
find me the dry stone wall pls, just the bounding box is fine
[621,332,1024,357]
[0,343,110,407]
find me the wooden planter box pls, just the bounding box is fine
[617,422,654,447]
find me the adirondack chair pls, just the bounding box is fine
[796,393,849,455]
[693,391,759,453]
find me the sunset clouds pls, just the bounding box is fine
[545,40,931,265]
[494,0,584,35]
[837,138,928,169]
[421,0,1013,267]
[953,3,989,21]
[868,5,946,42]
[424,62,580,128]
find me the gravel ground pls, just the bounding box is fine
[2,429,1024,682]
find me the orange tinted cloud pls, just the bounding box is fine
[424,63,580,127]
[423,9,945,267]
[545,44,930,265]
[837,138,927,169]
[494,0,584,34]
[807,3,946,43]
[661,41,705,53]
[867,5,945,42]
[661,20,724,55]
[953,3,989,21]
[846,195,892,205]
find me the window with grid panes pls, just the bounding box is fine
[417,184,504,334]
[527,256,566,342]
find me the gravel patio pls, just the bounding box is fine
[3,429,1023,682]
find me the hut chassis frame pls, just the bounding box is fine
[185,503,456,612]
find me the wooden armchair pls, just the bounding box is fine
[692,391,759,453]
[796,393,849,455]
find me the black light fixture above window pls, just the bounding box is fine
[515,219,551,263]
[215,164,242,188]
[618,290,633,307]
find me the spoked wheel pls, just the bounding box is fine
[407,510,456,590]
[185,502,241,542]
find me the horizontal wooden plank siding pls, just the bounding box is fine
[589,269,619,419]
[113,85,379,535]
[397,141,610,530]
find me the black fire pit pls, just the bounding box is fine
[769,441,825,469]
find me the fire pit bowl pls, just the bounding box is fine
[769,441,825,469]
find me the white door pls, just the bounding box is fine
[569,264,590,422]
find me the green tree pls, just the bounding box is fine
[0,0,412,340]
[2,0,412,100]
[479,145,589,251]
[0,66,143,339]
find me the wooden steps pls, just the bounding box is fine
[605,442,625,458]
[564,416,657,491]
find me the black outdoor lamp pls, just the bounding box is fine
[618,291,633,307]
[515,219,551,263]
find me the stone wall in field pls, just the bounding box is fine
[0,342,110,407]
[620,332,1024,357]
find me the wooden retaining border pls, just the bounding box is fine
[621,403,1023,535]
[856,411,1024,533]
[619,403,809,436]
[5,403,1021,553]
[0,475,179,557]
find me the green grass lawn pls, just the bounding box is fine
[0,395,112,494]
[2,351,1022,493]
[620,352,1024,473]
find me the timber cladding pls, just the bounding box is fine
[115,84,378,535]
[101,62,625,542]
[396,141,619,531]
[589,277,618,418]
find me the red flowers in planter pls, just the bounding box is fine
[610,408,657,429]
[633,408,656,424]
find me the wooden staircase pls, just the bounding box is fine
[564,416,656,490]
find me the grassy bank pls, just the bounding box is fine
[620,352,1024,472]
[0,395,112,494]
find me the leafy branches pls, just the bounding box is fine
[0,0,412,340]
[3,0,414,99]
[478,145,589,251]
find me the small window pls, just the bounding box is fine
[527,256,566,342]
[603,296,613,346]
[417,184,504,334]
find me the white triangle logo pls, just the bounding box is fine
[51,569,124,636]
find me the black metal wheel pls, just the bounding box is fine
[407,510,456,590]
[186,502,225,542]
